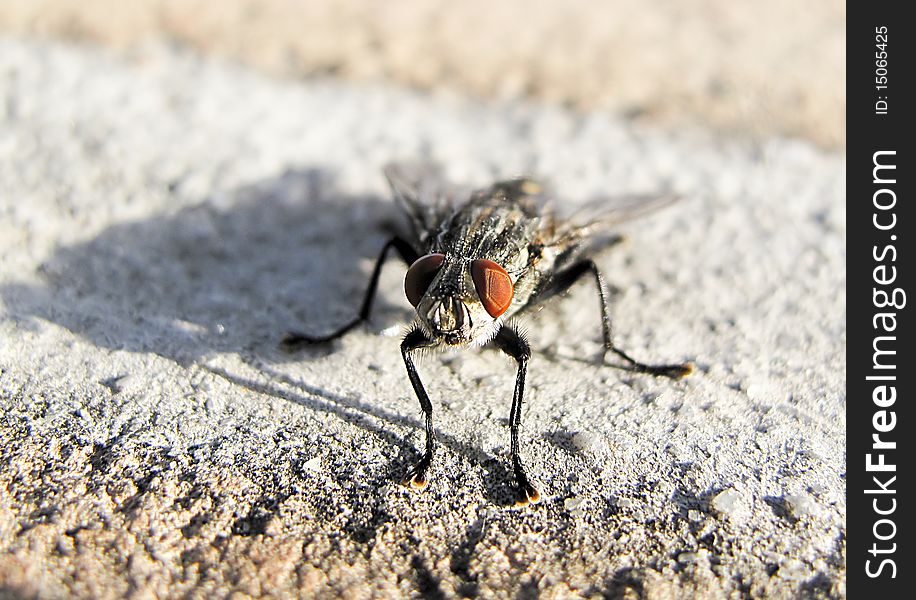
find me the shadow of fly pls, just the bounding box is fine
[283,164,692,506]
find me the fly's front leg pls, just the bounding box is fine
[542,260,692,379]
[494,325,540,506]
[401,325,438,490]
[282,236,418,349]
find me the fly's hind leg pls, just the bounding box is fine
[282,236,418,349]
[539,260,692,379]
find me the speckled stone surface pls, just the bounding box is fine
[0,39,845,598]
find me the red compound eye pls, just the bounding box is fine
[404,253,445,307]
[471,259,514,318]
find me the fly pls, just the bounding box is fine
[283,164,693,506]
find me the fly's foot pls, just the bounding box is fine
[403,454,432,491]
[603,349,694,380]
[281,320,362,350]
[280,331,321,351]
[280,329,350,351]
[515,482,541,507]
[513,464,541,507]
[407,472,428,491]
[636,361,694,379]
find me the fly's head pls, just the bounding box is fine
[405,253,514,347]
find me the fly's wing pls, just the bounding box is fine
[384,163,458,250]
[561,192,680,236]
[547,192,682,268]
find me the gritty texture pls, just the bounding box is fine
[0,40,845,598]
[0,0,845,150]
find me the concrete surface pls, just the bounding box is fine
[0,0,845,150]
[0,39,845,598]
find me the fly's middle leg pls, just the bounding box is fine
[401,325,437,490]
[494,325,540,506]
[282,236,418,349]
[542,260,692,379]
